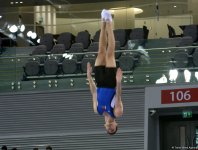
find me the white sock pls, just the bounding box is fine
[101,9,112,22]
[105,10,112,22]
[101,9,107,21]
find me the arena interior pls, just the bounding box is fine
[0,0,198,150]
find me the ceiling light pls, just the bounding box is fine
[20,1,23,4]
[27,31,32,37]
[110,7,143,15]
[20,24,25,32]
[169,69,178,82]
[174,5,177,8]
[133,8,143,15]
[31,32,37,39]
[195,72,198,81]
[0,16,2,19]
[9,25,18,33]
[7,24,11,29]
[37,39,40,43]
[110,7,126,10]
[156,74,167,84]
[184,69,191,82]
[10,2,14,4]
[110,7,124,14]
[15,2,19,4]
[109,10,114,14]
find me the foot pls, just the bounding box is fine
[101,9,112,22]
[105,10,112,22]
[101,9,107,22]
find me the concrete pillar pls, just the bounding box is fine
[34,5,56,34]
[114,8,135,29]
[188,0,198,24]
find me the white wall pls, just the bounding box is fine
[56,14,192,39]
[135,14,193,39]
[56,18,102,38]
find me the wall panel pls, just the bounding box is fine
[0,87,145,150]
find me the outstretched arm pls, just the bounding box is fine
[114,68,123,118]
[87,62,98,113]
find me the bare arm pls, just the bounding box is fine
[87,63,98,113]
[87,74,96,95]
[116,80,122,100]
[114,68,123,117]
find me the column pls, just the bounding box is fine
[188,0,198,24]
[34,5,56,34]
[113,8,135,29]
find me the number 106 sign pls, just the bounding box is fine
[161,88,198,104]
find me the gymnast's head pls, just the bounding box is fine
[104,120,118,135]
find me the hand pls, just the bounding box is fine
[116,68,123,83]
[87,62,92,79]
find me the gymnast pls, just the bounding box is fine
[87,9,123,135]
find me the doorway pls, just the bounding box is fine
[160,115,198,150]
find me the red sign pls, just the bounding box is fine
[161,88,198,104]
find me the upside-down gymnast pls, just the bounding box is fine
[87,9,123,135]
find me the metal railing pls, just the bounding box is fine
[0,39,198,93]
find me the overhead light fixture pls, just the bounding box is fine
[110,7,126,10]
[0,16,2,19]
[9,25,18,33]
[10,1,23,5]
[195,72,198,81]
[27,31,37,39]
[7,24,11,29]
[27,31,32,37]
[37,39,40,44]
[174,5,177,8]
[169,69,178,83]
[31,32,37,39]
[133,8,143,15]
[110,7,127,14]
[19,24,25,32]
[156,74,168,84]
[110,7,143,15]
[184,69,191,82]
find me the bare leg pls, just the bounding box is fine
[94,21,107,66]
[105,21,116,68]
